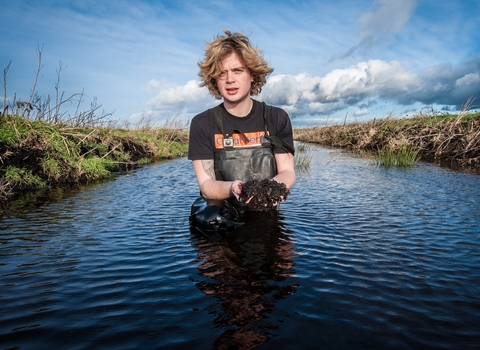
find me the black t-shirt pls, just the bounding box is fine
[188,99,294,160]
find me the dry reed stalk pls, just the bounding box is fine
[0,179,13,201]
[294,108,480,169]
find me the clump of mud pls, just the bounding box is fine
[239,179,290,211]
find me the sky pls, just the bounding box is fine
[1,0,479,128]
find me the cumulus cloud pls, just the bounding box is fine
[399,56,480,106]
[143,56,480,121]
[331,0,417,60]
[143,79,162,93]
[145,79,213,116]
[259,59,421,116]
[261,57,480,117]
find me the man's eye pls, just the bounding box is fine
[235,69,244,73]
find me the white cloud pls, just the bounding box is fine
[148,80,207,106]
[332,0,417,60]
[354,109,369,116]
[143,79,162,92]
[358,0,417,39]
[261,57,479,117]
[135,54,479,123]
[455,72,480,87]
[452,72,480,103]
[128,55,480,122]
[145,80,214,117]
[260,74,322,106]
[259,60,420,116]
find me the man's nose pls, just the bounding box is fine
[226,71,235,82]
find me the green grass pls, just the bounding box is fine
[373,146,420,167]
[137,157,152,166]
[294,143,313,173]
[40,157,63,181]
[4,166,47,189]
[0,114,189,201]
[79,157,115,181]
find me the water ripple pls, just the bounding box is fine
[1,149,479,349]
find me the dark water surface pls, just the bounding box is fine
[1,146,479,349]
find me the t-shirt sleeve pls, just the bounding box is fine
[271,108,295,154]
[188,116,214,160]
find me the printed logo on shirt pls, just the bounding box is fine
[215,131,266,149]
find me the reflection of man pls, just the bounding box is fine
[188,30,295,212]
[190,211,297,348]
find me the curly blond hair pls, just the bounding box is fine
[198,30,274,99]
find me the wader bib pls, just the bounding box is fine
[213,104,276,182]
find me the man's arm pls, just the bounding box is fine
[272,152,296,189]
[192,159,242,200]
[192,152,295,201]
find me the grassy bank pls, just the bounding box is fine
[0,114,188,202]
[1,50,189,204]
[294,109,480,169]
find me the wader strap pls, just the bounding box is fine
[262,102,295,155]
[212,105,226,136]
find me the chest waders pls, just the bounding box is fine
[189,102,294,234]
[213,102,294,211]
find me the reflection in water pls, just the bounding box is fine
[2,152,479,349]
[190,210,298,349]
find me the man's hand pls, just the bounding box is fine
[230,180,244,200]
[238,179,290,211]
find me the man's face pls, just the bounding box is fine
[216,52,253,106]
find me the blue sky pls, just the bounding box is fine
[1,0,479,128]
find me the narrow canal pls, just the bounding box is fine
[1,145,479,349]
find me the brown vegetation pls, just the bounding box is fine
[0,115,188,204]
[294,106,480,169]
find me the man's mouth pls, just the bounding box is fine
[226,88,238,95]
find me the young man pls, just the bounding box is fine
[188,30,295,212]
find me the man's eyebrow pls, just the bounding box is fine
[222,65,246,71]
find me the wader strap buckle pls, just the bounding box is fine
[212,107,249,149]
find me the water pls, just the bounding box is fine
[1,146,479,349]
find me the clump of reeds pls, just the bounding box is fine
[294,99,480,169]
[373,145,420,167]
[294,142,313,173]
